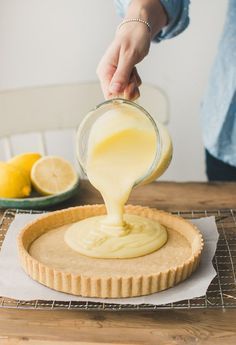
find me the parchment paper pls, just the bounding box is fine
[0,214,219,305]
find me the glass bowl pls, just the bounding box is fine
[76,98,164,186]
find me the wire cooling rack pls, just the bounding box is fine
[0,208,236,311]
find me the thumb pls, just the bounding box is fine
[109,51,135,96]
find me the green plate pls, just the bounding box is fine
[0,180,79,210]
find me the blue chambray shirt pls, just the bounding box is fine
[114,0,236,167]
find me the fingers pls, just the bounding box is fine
[97,62,141,101]
[133,67,142,87]
[109,47,136,96]
[123,68,141,100]
[98,63,117,100]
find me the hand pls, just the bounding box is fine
[96,0,168,101]
[97,22,151,100]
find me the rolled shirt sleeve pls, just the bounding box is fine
[114,0,190,42]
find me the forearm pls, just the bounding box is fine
[124,0,168,39]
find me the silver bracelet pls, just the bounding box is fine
[118,18,152,33]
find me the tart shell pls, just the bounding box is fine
[18,205,204,298]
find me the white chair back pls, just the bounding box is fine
[0,82,169,167]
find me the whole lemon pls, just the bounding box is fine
[0,162,31,198]
[8,152,42,180]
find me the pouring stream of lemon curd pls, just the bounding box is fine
[65,101,173,258]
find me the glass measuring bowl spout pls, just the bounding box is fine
[76,98,172,187]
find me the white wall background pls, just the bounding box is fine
[0,0,228,181]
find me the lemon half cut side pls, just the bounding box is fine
[31,156,78,196]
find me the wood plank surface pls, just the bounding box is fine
[0,181,236,345]
[0,308,236,345]
[62,180,236,211]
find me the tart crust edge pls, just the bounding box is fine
[17,205,204,298]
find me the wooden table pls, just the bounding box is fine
[0,181,236,345]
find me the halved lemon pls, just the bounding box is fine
[31,156,78,196]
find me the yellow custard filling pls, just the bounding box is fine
[64,214,167,259]
[65,103,172,259]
